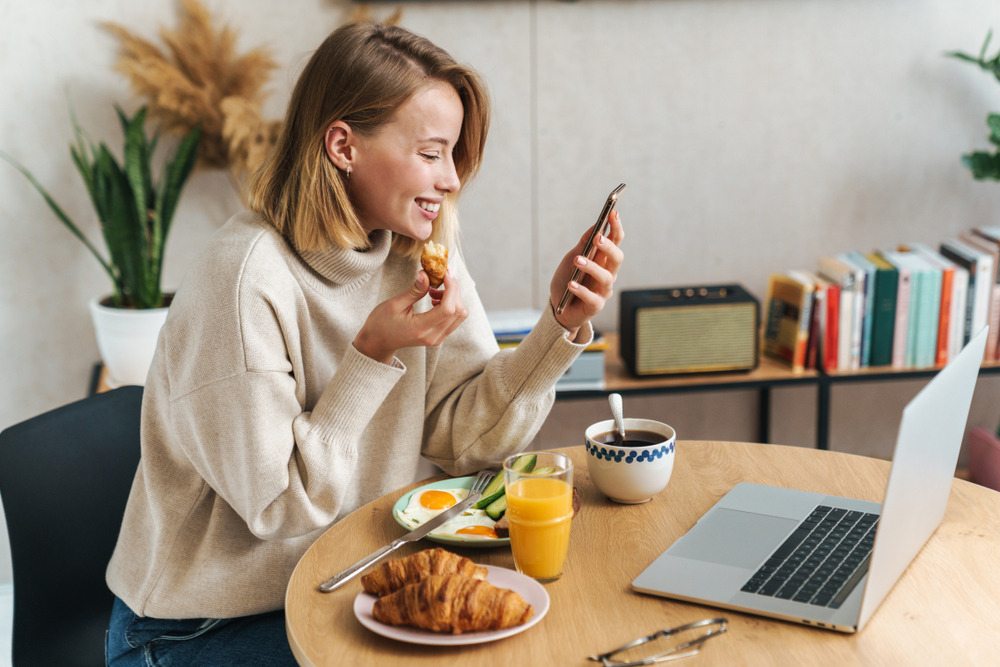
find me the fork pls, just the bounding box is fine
[318,469,496,593]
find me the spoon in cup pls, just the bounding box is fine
[609,393,627,446]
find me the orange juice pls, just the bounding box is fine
[506,477,574,580]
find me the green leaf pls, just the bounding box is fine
[95,144,148,307]
[154,123,201,277]
[0,149,117,286]
[988,114,1000,147]
[122,107,153,252]
[946,51,982,65]
[115,105,131,139]
[962,151,1000,180]
[70,144,97,210]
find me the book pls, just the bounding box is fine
[939,241,976,347]
[905,243,958,365]
[818,257,859,370]
[941,239,992,351]
[762,273,813,371]
[890,253,925,368]
[795,270,831,370]
[835,254,866,369]
[963,232,1000,361]
[948,264,970,361]
[824,279,841,371]
[902,253,942,368]
[843,252,877,367]
[865,253,899,367]
[878,251,914,369]
[788,270,820,371]
[487,308,543,339]
[905,243,955,366]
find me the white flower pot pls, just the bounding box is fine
[89,295,170,387]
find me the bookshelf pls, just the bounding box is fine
[556,334,818,445]
[90,338,1000,451]
[555,334,1000,450]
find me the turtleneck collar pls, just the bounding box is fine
[292,229,393,297]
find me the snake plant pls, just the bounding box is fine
[0,106,201,309]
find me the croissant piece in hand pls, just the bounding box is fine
[421,241,448,288]
[372,574,534,634]
[361,547,487,597]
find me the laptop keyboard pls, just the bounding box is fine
[740,505,878,609]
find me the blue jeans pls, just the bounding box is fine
[106,596,298,667]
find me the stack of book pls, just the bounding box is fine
[486,308,608,391]
[762,227,1000,372]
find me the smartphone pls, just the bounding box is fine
[555,183,626,316]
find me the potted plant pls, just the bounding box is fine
[949,32,1000,491]
[0,106,200,386]
[949,30,1000,180]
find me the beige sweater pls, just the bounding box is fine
[106,212,591,619]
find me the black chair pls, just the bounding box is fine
[0,386,143,667]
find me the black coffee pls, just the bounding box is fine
[594,430,665,448]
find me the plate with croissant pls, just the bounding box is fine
[354,548,549,645]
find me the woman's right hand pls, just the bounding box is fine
[353,269,469,365]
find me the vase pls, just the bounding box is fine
[89,295,170,387]
[968,427,1000,493]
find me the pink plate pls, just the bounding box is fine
[353,565,550,646]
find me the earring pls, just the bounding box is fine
[346,166,351,180]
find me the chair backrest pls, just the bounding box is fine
[0,386,143,667]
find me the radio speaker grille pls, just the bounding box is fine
[637,303,757,374]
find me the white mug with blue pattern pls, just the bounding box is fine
[585,418,675,504]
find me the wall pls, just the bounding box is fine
[2,0,1000,585]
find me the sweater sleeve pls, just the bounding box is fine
[418,255,593,475]
[165,342,404,541]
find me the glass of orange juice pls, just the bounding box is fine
[503,452,574,582]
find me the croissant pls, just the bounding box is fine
[361,547,487,597]
[421,241,449,288]
[372,574,534,634]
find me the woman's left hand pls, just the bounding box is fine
[549,210,625,340]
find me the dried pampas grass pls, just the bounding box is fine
[220,96,282,186]
[103,0,278,196]
[104,1,404,201]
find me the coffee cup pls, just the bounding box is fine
[584,418,675,504]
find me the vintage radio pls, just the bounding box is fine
[619,284,760,376]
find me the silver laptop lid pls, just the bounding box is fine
[857,326,988,631]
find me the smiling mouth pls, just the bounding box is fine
[417,200,441,213]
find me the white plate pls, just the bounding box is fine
[392,477,510,548]
[353,565,550,646]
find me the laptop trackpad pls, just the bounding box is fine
[670,508,800,570]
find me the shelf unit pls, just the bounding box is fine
[89,333,1000,451]
[555,334,1000,450]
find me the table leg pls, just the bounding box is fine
[817,378,830,450]
[758,387,770,444]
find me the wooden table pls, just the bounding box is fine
[285,443,1000,666]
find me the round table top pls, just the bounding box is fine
[285,442,1000,666]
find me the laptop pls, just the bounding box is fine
[631,326,989,633]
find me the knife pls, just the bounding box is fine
[317,486,486,593]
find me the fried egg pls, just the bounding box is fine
[431,510,498,540]
[396,487,498,539]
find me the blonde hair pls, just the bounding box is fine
[248,22,490,257]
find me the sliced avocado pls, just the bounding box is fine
[485,493,507,521]
[472,454,536,509]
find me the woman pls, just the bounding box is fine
[105,21,623,666]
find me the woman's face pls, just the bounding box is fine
[349,81,464,241]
